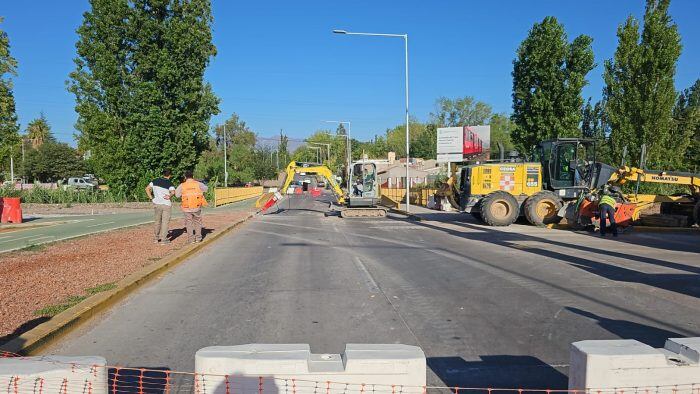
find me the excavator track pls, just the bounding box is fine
[339,207,387,218]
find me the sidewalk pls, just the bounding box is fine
[0,200,256,342]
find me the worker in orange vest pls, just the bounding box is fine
[175,170,208,243]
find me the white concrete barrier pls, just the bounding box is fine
[0,356,108,394]
[569,337,700,393]
[195,344,426,394]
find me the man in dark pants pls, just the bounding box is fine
[598,186,618,237]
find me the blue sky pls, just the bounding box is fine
[3,1,699,145]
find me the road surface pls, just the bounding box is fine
[49,193,700,389]
[0,200,253,253]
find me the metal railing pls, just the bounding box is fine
[213,186,264,207]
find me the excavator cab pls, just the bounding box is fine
[348,162,380,208]
[536,138,615,199]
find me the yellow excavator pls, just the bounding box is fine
[261,161,388,218]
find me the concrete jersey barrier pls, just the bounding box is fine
[569,337,700,393]
[0,356,108,394]
[195,344,426,394]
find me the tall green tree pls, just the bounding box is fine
[0,17,20,176]
[511,16,595,154]
[581,99,613,163]
[25,113,55,148]
[385,119,426,157]
[411,123,437,159]
[23,142,85,182]
[69,0,219,192]
[429,96,492,127]
[675,79,700,171]
[604,0,682,168]
[278,130,289,168]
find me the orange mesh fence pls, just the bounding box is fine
[2,353,699,394]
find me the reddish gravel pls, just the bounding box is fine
[0,208,253,341]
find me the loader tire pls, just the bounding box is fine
[693,200,700,226]
[524,191,564,227]
[480,191,519,226]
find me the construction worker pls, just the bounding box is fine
[175,170,208,243]
[598,185,618,237]
[145,169,175,244]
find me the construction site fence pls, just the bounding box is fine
[213,186,264,207]
[381,188,438,208]
[2,355,698,394]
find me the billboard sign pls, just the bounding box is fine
[437,125,490,162]
[436,126,462,162]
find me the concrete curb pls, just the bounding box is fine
[547,223,699,234]
[0,211,257,355]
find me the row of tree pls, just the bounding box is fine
[2,0,698,193]
[311,0,699,173]
[511,0,698,170]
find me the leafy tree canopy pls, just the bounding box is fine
[511,16,595,154]
[69,0,219,193]
[430,96,492,127]
[604,0,682,168]
[25,113,55,149]
[23,142,85,183]
[0,17,20,171]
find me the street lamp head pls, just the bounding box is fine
[332,29,348,34]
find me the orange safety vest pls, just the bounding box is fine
[180,179,208,209]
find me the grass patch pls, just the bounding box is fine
[34,295,86,317]
[86,282,117,295]
[33,282,117,317]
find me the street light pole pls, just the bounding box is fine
[308,142,331,163]
[332,29,411,212]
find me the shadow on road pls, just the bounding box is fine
[389,214,700,300]
[565,307,682,347]
[0,316,49,350]
[428,355,567,390]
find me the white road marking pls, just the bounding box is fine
[0,234,46,243]
[24,236,54,243]
[86,221,116,228]
[353,257,380,294]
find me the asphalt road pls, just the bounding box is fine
[49,193,700,389]
[0,200,253,253]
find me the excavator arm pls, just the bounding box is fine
[609,166,700,195]
[280,161,346,204]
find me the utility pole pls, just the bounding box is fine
[21,139,25,182]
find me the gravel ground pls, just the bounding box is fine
[0,208,253,341]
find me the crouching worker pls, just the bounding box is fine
[176,170,208,243]
[598,185,618,237]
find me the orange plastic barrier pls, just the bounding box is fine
[0,197,22,224]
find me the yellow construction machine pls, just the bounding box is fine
[263,161,388,218]
[439,138,700,227]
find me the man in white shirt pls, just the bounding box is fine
[145,170,175,244]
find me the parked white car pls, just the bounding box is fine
[64,177,95,190]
